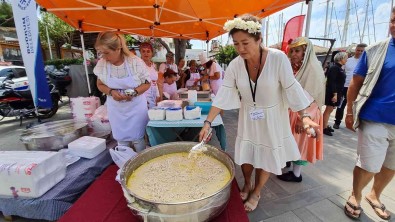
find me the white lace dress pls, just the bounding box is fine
[213,48,310,175]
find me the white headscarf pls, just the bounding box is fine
[289,37,326,109]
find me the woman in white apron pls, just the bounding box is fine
[198,54,223,95]
[162,69,178,99]
[94,31,151,152]
[140,42,159,108]
[184,60,201,88]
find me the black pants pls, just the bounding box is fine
[335,87,348,125]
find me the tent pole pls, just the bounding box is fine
[80,32,92,95]
[45,25,53,60]
[305,0,313,37]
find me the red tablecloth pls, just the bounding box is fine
[58,164,249,222]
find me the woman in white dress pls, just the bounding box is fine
[139,42,159,108]
[198,15,319,212]
[94,31,150,152]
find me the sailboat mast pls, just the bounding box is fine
[362,0,369,43]
[305,0,313,36]
[353,0,363,43]
[370,0,376,42]
[324,0,330,46]
[342,0,351,46]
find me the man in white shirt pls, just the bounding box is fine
[158,51,178,100]
[333,43,367,129]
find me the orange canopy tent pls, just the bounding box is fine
[36,0,305,41]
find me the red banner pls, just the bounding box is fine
[281,15,306,53]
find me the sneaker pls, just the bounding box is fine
[333,123,340,129]
[323,127,333,136]
[277,171,302,182]
[327,125,335,132]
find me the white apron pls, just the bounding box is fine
[209,63,223,95]
[185,71,201,87]
[106,61,148,142]
[144,64,159,108]
[163,82,177,99]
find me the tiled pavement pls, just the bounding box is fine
[0,105,394,221]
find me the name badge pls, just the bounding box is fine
[249,108,265,121]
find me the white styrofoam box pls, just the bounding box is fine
[0,151,66,198]
[166,108,183,121]
[157,100,183,109]
[148,108,166,120]
[68,136,106,159]
[184,106,201,120]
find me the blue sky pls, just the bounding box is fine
[191,0,393,49]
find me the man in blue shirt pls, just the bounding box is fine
[344,8,395,221]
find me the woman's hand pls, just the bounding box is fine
[111,90,129,101]
[331,94,337,103]
[345,114,355,132]
[302,117,320,138]
[199,124,212,142]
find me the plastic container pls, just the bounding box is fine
[194,101,212,115]
[68,136,106,159]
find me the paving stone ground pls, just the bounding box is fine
[1,104,394,221]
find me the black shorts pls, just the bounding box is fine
[325,91,342,107]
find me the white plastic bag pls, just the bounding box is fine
[109,146,137,169]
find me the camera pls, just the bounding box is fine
[124,89,136,96]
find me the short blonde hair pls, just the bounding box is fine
[95,31,130,57]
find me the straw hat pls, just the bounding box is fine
[198,53,209,64]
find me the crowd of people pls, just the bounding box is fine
[92,7,394,219]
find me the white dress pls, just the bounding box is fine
[212,48,310,175]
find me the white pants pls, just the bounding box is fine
[118,137,146,152]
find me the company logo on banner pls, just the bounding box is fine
[12,0,52,108]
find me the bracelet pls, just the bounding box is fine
[346,114,353,116]
[301,113,311,120]
[203,120,212,127]
[108,89,114,96]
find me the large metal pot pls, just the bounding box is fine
[20,120,88,151]
[120,142,235,222]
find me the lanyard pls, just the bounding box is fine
[244,48,263,105]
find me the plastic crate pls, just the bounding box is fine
[194,101,212,114]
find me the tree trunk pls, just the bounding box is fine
[157,38,171,52]
[55,41,62,59]
[174,39,187,64]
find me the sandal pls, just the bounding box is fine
[365,196,391,220]
[344,199,362,220]
[244,194,260,212]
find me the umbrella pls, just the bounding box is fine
[37,0,304,41]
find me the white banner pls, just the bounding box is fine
[11,0,52,108]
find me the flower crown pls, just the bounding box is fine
[223,18,261,34]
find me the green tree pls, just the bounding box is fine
[38,12,74,59]
[215,45,238,65]
[125,35,138,47]
[0,2,14,27]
